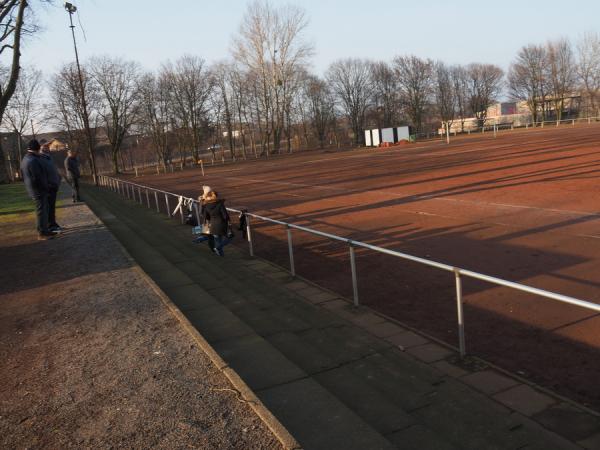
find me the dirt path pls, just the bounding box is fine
[0,191,283,449]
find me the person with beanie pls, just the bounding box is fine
[39,140,62,232]
[20,139,54,240]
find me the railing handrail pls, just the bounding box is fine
[98,175,600,358]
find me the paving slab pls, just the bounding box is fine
[161,284,220,311]
[413,380,531,450]
[148,267,195,289]
[259,377,396,450]
[268,331,342,374]
[185,304,255,343]
[364,321,407,338]
[386,424,459,450]
[578,432,600,449]
[386,330,429,349]
[406,343,454,363]
[533,403,600,442]
[493,384,557,417]
[431,360,469,378]
[460,370,521,395]
[314,365,416,435]
[213,334,307,391]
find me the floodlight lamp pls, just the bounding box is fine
[64,2,77,13]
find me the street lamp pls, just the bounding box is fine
[64,2,98,185]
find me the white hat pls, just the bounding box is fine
[202,185,212,196]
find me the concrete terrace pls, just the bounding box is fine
[83,183,600,450]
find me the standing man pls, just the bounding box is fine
[64,148,81,203]
[39,140,62,232]
[20,139,54,240]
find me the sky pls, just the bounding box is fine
[18,0,600,76]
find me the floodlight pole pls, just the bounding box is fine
[66,3,98,185]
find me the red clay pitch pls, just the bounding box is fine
[127,124,600,411]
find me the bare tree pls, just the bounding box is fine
[233,0,313,154]
[577,32,600,117]
[162,55,212,164]
[508,45,548,123]
[467,63,504,127]
[546,38,576,121]
[451,65,471,131]
[0,0,35,182]
[138,72,172,168]
[229,67,251,159]
[327,58,373,145]
[434,62,456,127]
[49,62,101,173]
[393,55,434,132]
[90,56,141,174]
[212,62,236,160]
[3,66,42,172]
[370,61,400,128]
[304,74,335,148]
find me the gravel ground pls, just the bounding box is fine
[0,191,283,449]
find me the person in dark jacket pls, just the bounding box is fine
[202,190,232,256]
[20,139,54,240]
[192,185,215,250]
[39,140,62,232]
[64,149,81,202]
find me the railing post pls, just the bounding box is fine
[137,187,142,204]
[246,215,254,257]
[125,183,130,200]
[193,202,201,227]
[146,189,150,208]
[349,243,359,307]
[165,194,171,217]
[454,269,466,358]
[179,198,185,224]
[287,226,295,276]
[154,191,160,213]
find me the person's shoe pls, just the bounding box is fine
[49,225,63,233]
[38,232,55,241]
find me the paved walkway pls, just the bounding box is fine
[85,183,600,450]
[0,188,287,449]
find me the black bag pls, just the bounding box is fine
[226,223,235,239]
[185,212,198,226]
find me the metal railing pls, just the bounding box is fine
[97,175,600,358]
[440,115,600,141]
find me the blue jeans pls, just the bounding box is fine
[33,193,49,234]
[213,235,231,256]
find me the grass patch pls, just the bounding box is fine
[0,183,33,215]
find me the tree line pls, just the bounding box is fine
[2,1,600,177]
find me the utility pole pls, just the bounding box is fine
[65,2,98,185]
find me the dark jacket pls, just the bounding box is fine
[64,156,80,180]
[39,153,61,191]
[202,199,230,236]
[20,151,49,198]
